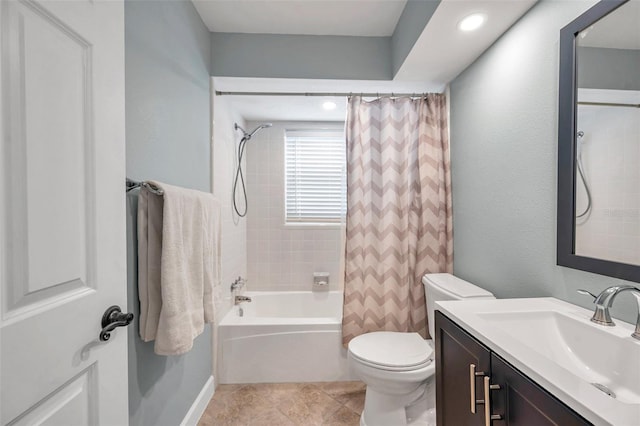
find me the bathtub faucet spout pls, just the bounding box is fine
[234,295,252,305]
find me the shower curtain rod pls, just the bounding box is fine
[215,90,429,98]
[578,101,640,108]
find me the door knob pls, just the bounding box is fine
[99,305,134,341]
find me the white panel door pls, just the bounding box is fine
[0,0,128,424]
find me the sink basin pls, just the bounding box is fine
[436,297,640,426]
[477,310,640,404]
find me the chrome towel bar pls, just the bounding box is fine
[126,178,164,196]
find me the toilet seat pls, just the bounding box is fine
[348,332,433,372]
[349,352,434,372]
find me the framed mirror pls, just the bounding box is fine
[557,0,640,282]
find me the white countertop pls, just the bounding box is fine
[436,297,640,426]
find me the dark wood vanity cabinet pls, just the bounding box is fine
[435,311,591,426]
[435,310,490,426]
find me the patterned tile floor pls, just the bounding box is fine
[198,381,366,426]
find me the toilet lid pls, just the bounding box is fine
[348,332,433,369]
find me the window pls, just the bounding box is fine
[285,129,346,224]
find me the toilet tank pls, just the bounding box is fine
[423,273,495,338]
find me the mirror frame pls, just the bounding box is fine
[557,0,639,283]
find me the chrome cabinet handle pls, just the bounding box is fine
[99,305,134,341]
[470,364,486,413]
[483,377,502,425]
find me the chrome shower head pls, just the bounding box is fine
[248,123,272,138]
[234,122,273,140]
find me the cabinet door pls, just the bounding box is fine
[490,353,591,426]
[435,311,491,426]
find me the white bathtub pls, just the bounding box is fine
[218,291,354,384]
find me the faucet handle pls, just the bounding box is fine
[230,276,247,292]
[577,289,597,301]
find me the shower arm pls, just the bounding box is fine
[234,123,248,137]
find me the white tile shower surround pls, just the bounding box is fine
[212,92,248,377]
[246,121,345,291]
[213,93,247,321]
[575,89,640,265]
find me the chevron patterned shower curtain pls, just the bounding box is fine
[341,95,453,345]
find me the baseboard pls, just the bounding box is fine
[180,375,215,426]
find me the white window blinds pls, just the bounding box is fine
[285,129,346,224]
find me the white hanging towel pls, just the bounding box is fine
[137,181,221,355]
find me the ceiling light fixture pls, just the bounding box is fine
[322,101,337,111]
[458,13,486,32]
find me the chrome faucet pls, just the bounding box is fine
[578,286,640,340]
[234,295,252,305]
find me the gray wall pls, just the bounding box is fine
[208,0,444,80]
[390,0,441,76]
[449,0,637,323]
[210,32,392,80]
[577,47,640,90]
[125,0,213,425]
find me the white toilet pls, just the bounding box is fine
[348,273,495,426]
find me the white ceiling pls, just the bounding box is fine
[192,0,408,36]
[395,0,538,81]
[224,95,348,122]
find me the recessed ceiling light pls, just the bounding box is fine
[322,101,337,111]
[458,13,486,32]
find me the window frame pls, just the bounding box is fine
[283,127,346,227]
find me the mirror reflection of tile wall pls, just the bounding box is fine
[574,89,640,265]
[574,0,640,266]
